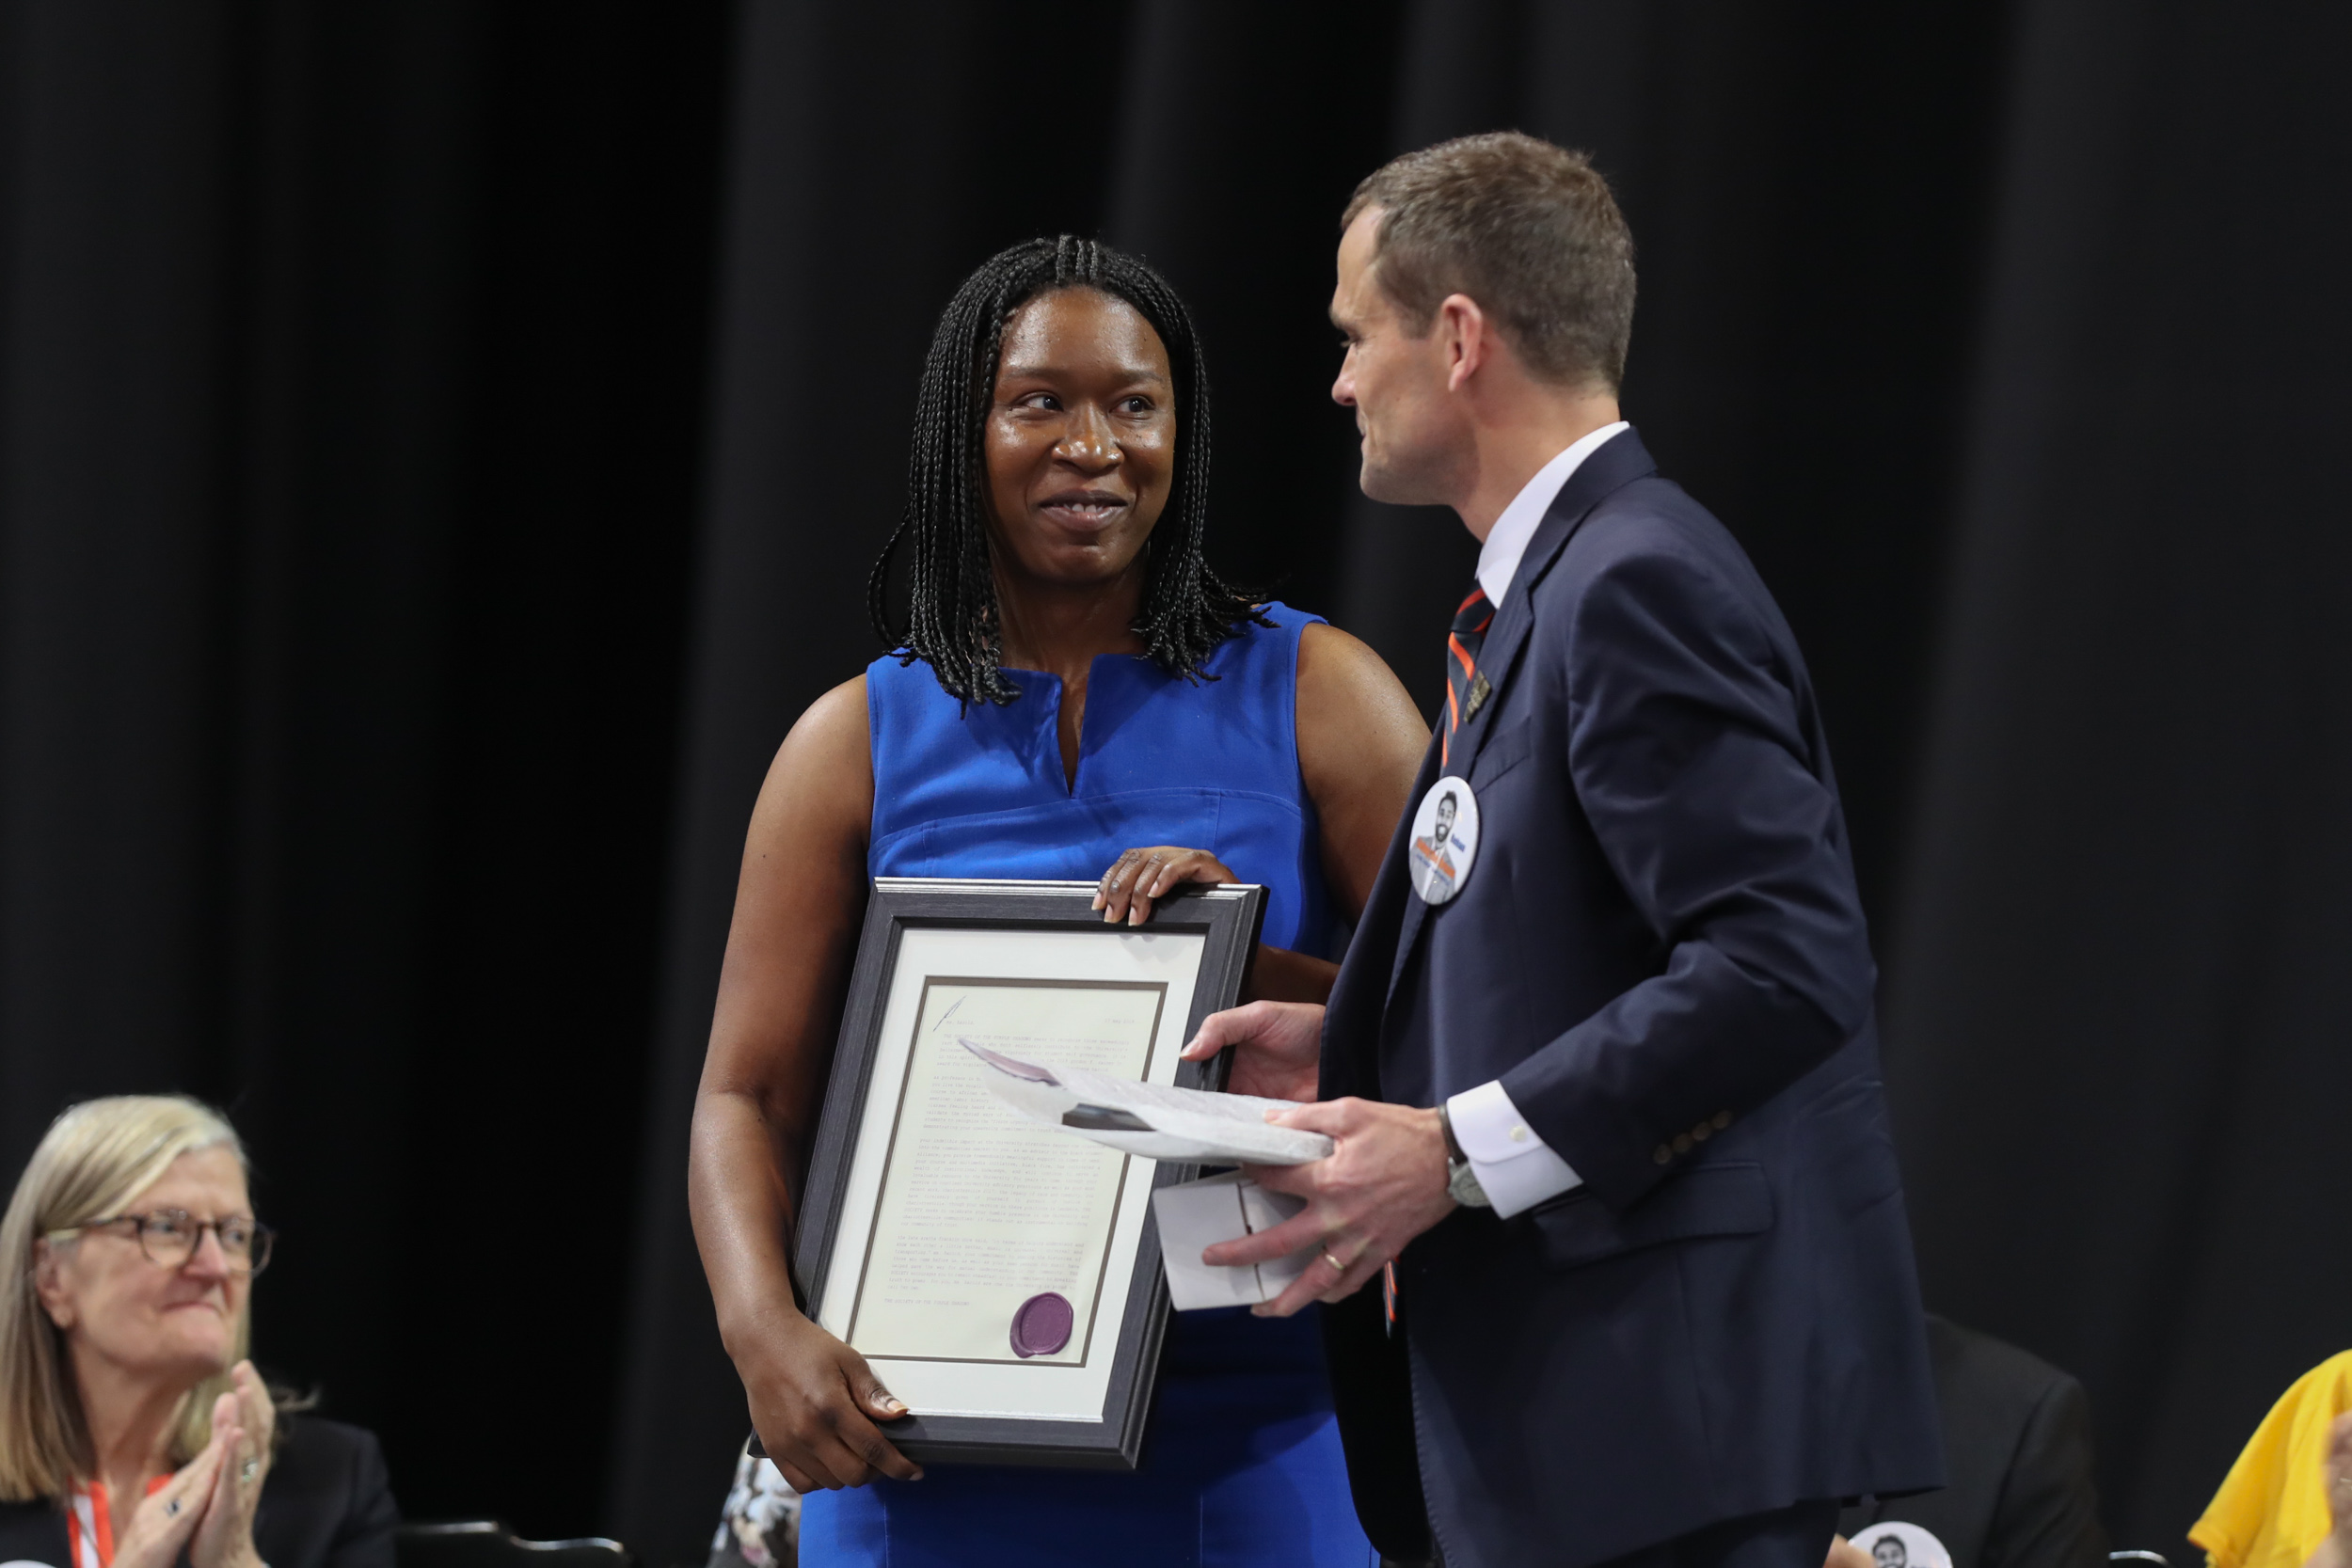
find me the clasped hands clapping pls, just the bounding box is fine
[114,1361,276,1568]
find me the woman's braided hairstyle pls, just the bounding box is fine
[867,234,1268,706]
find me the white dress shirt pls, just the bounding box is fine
[1445,420,1627,1218]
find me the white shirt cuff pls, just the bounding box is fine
[1446,1079,1583,1219]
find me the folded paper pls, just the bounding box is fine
[962,1038,1333,1165]
[1151,1171,1317,1310]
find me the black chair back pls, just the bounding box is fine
[396,1521,632,1568]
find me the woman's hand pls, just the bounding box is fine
[112,1431,230,1568]
[691,678,896,1497]
[1096,847,1341,1005]
[737,1306,923,1494]
[189,1362,275,1568]
[1094,847,1234,926]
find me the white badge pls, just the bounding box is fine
[1851,1523,1953,1568]
[1407,776,1480,905]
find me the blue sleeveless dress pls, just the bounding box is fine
[798,604,1375,1568]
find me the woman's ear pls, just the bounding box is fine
[30,1237,78,1331]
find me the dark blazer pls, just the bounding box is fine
[0,1417,399,1568]
[1319,428,1944,1568]
[1839,1318,2108,1568]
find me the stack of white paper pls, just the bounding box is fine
[961,1038,1334,1164]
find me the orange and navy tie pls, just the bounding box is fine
[1442,585,1494,765]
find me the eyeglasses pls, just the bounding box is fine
[50,1211,276,1277]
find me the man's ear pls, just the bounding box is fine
[1438,293,1491,392]
[30,1237,76,1330]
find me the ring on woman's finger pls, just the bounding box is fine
[167,1498,182,1518]
[1322,1250,1347,1274]
[240,1458,259,1485]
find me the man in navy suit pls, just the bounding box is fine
[1184,133,1945,1568]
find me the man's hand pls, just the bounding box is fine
[1183,1001,1325,1103]
[1201,1097,1456,1317]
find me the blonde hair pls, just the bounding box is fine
[0,1096,249,1501]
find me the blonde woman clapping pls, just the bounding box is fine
[0,1098,397,1568]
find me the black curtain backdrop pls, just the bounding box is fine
[4,3,2346,1565]
[0,0,728,1540]
[1885,0,2352,1544]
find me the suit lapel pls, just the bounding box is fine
[1321,721,1446,1099]
[1383,428,1659,1011]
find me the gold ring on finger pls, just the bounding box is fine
[1322,1250,1346,1273]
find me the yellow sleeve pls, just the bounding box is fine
[2191,1352,2352,1568]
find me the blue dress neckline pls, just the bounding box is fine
[990,652,1155,795]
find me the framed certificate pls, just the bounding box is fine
[790,877,1267,1470]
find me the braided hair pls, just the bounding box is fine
[867,234,1269,706]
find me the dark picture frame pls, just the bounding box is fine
[788,877,1267,1470]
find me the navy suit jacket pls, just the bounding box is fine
[1319,429,1944,1568]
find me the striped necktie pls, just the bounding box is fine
[1443,584,1494,765]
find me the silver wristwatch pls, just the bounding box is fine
[1438,1104,1492,1208]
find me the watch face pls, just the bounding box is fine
[1447,1160,1492,1209]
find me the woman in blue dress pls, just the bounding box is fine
[688,236,1429,1567]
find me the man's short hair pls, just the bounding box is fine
[1343,132,1636,390]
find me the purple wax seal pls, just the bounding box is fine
[1009,1291,1074,1358]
